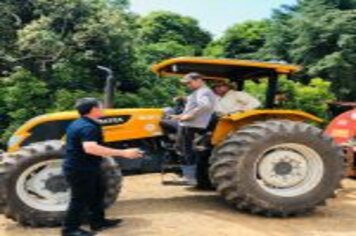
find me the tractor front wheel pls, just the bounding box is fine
[209,120,346,216]
[3,141,122,226]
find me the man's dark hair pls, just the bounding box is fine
[75,97,101,116]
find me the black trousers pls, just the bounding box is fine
[63,169,105,231]
[177,126,204,165]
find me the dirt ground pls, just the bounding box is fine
[2,174,356,236]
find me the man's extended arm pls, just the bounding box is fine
[83,142,143,159]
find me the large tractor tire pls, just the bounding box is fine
[3,141,122,227]
[210,120,346,217]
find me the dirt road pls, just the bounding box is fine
[2,174,356,236]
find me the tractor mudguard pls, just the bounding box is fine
[211,109,323,145]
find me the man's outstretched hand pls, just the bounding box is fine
[120,148,144,159]
[83,142,144,159]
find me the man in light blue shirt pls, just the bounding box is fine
[172,73,217,186]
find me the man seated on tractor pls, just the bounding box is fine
[171,73,217,186]
[213,80,261,116]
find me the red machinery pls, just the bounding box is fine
[325,107,356,177]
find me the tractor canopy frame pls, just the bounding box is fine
[152,57,302,109]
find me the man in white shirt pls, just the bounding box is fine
[171,72,216,186]
[213,80,261,116]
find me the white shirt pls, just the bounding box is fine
[180,86,217,128]
[215,90,261,116]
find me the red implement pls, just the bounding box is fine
[325,109,356,145]
[325,109,356,177]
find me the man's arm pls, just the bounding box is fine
[83,142,143,159]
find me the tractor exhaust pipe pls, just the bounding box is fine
[97,65,116,109]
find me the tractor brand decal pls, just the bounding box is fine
[99,116,130,126]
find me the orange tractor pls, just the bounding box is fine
[0,57,346,226]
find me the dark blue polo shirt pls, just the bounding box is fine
[63,117,103,173]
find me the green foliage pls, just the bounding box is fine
[292,78,336,118]
[264,0,356,100]
[204,20,270,59]
[138,41,195,65]
[245,77,336,119]
[114,74,185,108]
[244,80,268,104]
[0,68,50,142]
[137,11,212,55]
[107,0,130,9]
[128,10,211,111]
[49,89,102,112]
[0,0,139,145]
[17,16,64,61]
[0,2,214,145]
[206,0,356,100]
[5,0,138,88]
[290,9,356,100]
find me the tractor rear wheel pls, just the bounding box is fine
[3,141,122,227]
[209,120,346,216]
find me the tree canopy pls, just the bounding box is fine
[137,11,212,55]
[265,0,356,100]
[204,20,270,60]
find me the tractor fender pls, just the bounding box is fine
[211,109,323,145]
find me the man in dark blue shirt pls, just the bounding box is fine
[64,117,104,172]
[62,98,143,236]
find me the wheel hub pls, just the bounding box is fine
[256,143,324,197]
[258,149,308,188]
[274,161,293,176]
[45,175,68,193]
[16,159,70,212]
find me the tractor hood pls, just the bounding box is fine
[7,108,164,152]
